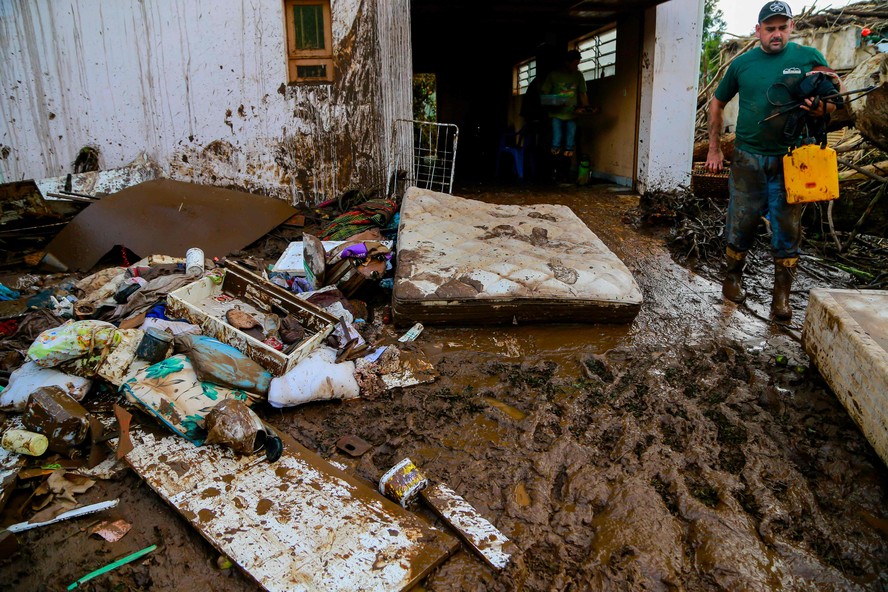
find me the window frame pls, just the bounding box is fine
[513,58,537,96]
[574,24,618,82]
[284,0,334,84]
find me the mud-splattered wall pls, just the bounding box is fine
[0,0,412,204]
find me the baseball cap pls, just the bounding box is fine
[759,1,793,23]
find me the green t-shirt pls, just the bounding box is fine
[715,42,829,155]
[541,69,587,120]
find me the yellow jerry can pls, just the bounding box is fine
[783,143,839,204]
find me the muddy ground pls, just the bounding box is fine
[2,183,887,591]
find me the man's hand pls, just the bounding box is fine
[706,146,725,173]
[707,97,727,173]
[800,96,835,118]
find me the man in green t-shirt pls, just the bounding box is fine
[705,1,838,321]
[541,49,589,159]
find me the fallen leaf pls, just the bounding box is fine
[90,519,132,542]
[47,470,95,504]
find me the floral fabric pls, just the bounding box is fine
[120,354,259,444]
[27,320,121,377]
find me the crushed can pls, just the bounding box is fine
[378,458,429,507]
[22,386,90,454]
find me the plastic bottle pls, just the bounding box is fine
[2,429,49,456]
[577,157,591,186]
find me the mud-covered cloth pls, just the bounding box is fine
[121,354,259,445]
[319,199,398,241]
[726,148,802,258]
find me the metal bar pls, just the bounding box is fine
[6,499,120,533]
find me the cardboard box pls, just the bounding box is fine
[166,263,338,375]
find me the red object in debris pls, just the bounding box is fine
[0,319,18,337]
[263,337,284,351]
[862,27,871,36]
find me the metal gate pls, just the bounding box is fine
[387,119,459,197]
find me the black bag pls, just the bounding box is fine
[782,72,842,146]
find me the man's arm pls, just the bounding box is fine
[706,97,727,173]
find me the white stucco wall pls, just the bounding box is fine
[0,0,412,203]
[636,0,704,193]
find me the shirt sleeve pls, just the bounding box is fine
[714,63,739,104]
[576,71,587,94]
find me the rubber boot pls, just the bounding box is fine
[772,257,798,320]
[722,247,747,303]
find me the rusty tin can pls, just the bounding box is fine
[186,247,205,276]
[378,458,429,507]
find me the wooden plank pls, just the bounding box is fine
[421,483,514,571]
[122,426,457,591]
[803,289,888,467]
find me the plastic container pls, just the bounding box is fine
[22,386,90,454]
[1,429,49,456]
[186,248,205,276]
[135,327,173,363]
[784,144,839,204]
[577,157,590,186]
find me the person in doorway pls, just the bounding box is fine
[541,49,589,160]
[705,1,839,320]
[520,43,557,181]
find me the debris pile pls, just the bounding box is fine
[0,177,524,590]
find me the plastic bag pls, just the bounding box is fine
[27,320,121,375]
[268,346,359,408]
[0,361,92,412]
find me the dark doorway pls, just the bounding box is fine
[410,1,635,186]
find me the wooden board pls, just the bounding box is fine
[422,483,513,570]
[803,289,888,467]
[122,426,457,591]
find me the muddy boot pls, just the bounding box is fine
[772,257,798,320]
[722,247,747,303]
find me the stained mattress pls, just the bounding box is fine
[392,187,642,324]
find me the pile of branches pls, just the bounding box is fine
[635,190,727,264]
[635,184,888,291]
[794,2,888,31]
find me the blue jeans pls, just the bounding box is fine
[551,118,576,152]
[726,148,802,259]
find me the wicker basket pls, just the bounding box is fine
[691,162,730,200]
